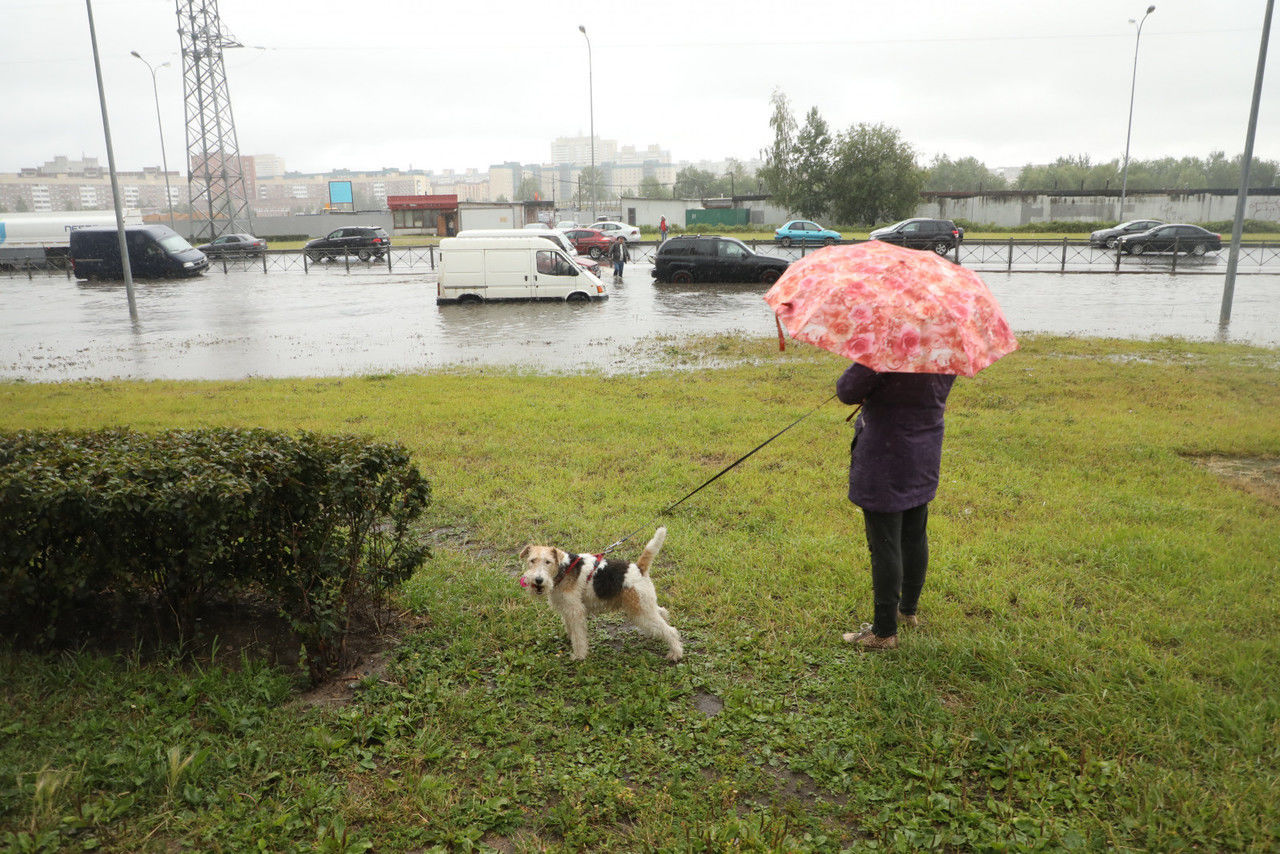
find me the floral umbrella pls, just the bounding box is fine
[763,241,1018,376]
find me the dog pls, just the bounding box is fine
[518,527,682,662]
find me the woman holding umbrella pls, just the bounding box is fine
[762,240,1019,651]
[836,366,953,650]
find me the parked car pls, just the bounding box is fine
[651,235,790,284]
[304,226,391,262]
[591,220,642,243]
[195,233,267,258]
[1089,219,1164,249]
[868,218,963,254]
[1117,224,1222,256]
[563,227,616,259]
[554,220,580,230]
[774,220,841,247]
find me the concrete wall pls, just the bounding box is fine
[916,188,1280,227]
[179,211,394,241]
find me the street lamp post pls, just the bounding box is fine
[578,25,595,223]
[1119,5,1155,220]
[130,50,175,230]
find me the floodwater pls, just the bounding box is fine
[3,263,1278,382]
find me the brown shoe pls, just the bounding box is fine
[898,611,920,628]
[841,623,898,651]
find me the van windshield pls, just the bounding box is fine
[159,234,195,252]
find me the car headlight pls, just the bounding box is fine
[184,260,199,268]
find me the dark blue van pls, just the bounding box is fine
[70,224,208,280]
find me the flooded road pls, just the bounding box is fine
[3,264,1278,381]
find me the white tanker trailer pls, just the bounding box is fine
[0,210,143,265]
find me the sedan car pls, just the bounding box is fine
[1117,224,1222,256]
[563,227,616,259]
[1089,219,1164,249]
[774,220,842,247]
[196,233,267,258]
[591,220,642,243]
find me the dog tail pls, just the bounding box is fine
[635,527,667,576]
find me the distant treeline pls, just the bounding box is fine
[925,153,1279,194]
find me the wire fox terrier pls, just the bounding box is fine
[518,527,682,662]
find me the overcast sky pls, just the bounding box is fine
[2,0,1276,176]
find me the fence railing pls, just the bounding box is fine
[4,239,1279,279]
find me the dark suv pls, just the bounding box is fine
[867,218,963,255]
[652,236,790,284]
[305,226,391,262]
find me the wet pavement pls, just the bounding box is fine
[3,263,1278,381]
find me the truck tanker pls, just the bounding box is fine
[0,210,143,265]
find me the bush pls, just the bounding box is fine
[0,428,430,677]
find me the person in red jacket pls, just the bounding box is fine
[836,363,955,651]
[659,216,668,242]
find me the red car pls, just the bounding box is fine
[563,228,615,259]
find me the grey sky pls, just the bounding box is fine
[2,0,1275,176]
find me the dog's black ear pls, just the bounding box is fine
[519,545,532,560]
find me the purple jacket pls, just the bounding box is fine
[836,364,955,512]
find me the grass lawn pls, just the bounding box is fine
[2,335,1278,852]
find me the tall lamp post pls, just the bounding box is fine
[130,50,175,230]
[1119,5,1155,219]
[578,25,596,223]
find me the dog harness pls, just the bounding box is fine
[555,553,604,585]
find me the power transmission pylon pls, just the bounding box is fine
[175,0,253,242]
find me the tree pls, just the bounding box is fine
[1014,155,1118,191]
[924,155,1008,192]
[515,176,542,201]
[638,176,666,198]
[789,107,834,219]
[577,166,606,206]
[757,89,797,206]
[673,165,719,198]
[722,158,754,196]
[827,123,923,225]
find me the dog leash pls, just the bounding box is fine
[598,392,842,555]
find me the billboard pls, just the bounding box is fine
[328,180,354,211]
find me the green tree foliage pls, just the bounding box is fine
[674,165,723,198]
[828,123,924,225]
[576,166,606,205]
[1014,151,1279,191]
[515,175,542,201]
[639,175,667,198]
[924,155,1009,192]
[759,90,922,224]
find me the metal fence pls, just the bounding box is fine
[4,238,1280,279]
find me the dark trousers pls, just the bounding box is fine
[861,503,929,638]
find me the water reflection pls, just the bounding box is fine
[1,265,1277,382]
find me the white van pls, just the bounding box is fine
[437,237,608,303]
[454,228,600,275]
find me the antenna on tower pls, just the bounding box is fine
[175,0,253,241]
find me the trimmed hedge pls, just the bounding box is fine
[0,428,430,676]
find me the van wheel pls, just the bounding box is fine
[566,292,590,303]
[357,249,371,261]
[458,294,483,304]
[672,270,694,284]
[760,269,781,284]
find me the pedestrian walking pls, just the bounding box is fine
[610,237,628,282]
[659,216,668,242]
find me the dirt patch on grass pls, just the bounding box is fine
[1189,454,1280,507]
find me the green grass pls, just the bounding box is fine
[2,335,1279,851]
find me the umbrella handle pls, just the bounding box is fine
[775,314,786,352]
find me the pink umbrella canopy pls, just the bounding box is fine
[763,241,1019,377]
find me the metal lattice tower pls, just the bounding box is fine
[175,0,253,241]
